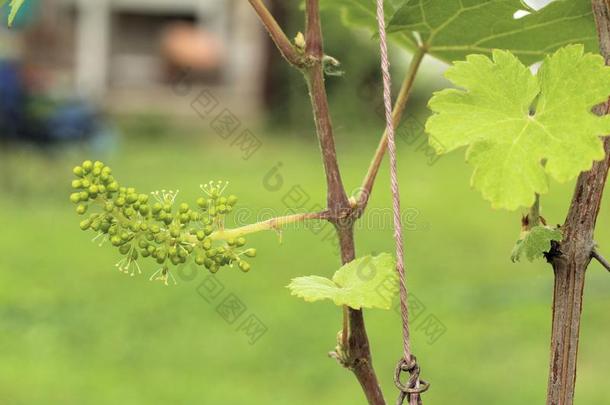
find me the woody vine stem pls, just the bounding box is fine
[248,0,426,403]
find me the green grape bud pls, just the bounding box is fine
[170,227,180,238]
[169,246,178,257]
[79,219,91,230]
[127,187,136,195]
[139,222,149,231]
[209,264,219,273]
[79,191,90,201]
[204,259,213,269]
[141,249,151,258]
[94,161,104,169]
[217,204,227,214]
[81,179,91,188]
[124,207,135,218]
[179,203,189,213]
[82,160,93,172]
[178,248,187,259]
[206,248,217,258]
[110,235,122,246]
[70,193,81,203]
[204,225,213,236]
[89,185,99,194]
[163,216,173,226]
[126,194,138,204]
[227,195,238,206]
[151,225,160,234]
[197,197,207,208]
[115,197,125,207]
[152,203,162,214]
[244,248,257,258]
[107,182,119,192]
[73,166,84,177]
[119,244,131,255]
[189,212,200,221]
[202,239,212,250]
[92,167,102,177]
[195,255,205,265]
[98,185,106,193]
[76,204,87,215]
[196,231,205,241]
[218,197,227,205]
[209,206,217,216]
[236,237,246,247]
[138,194,149,204]
[71,180,82,189]
[238,260,251,272]
[139,205,150,216]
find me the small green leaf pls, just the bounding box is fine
[7,0,25,27]
[287,253,398,310]
[511,225,562,262]
[426,45,610,210]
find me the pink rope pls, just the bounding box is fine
[374,1,422,404]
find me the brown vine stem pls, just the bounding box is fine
[357,47,426,211]
[546,2,610,404]
[304,1,385,403]
[249,0,386,403]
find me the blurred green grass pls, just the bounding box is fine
[1,125,609,405]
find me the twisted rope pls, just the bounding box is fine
[374,1,426,404]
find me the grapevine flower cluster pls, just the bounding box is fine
[70,160,256,285]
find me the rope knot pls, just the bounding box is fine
[394,356,430,405]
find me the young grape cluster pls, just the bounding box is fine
[70,160,256,285]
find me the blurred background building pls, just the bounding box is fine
[2,0,267,118]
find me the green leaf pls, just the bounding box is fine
[7,0,25,27]
[511,225,562,262]
[426,45,610,210]
[287,253,398,310]
[388,0,598,65]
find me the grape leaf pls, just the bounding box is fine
[287,253,398,310]
[7,0,25,27]
[426,45,610,210]
[323,0,597,65]
[388,0,597,65]
[511,225,562,262]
